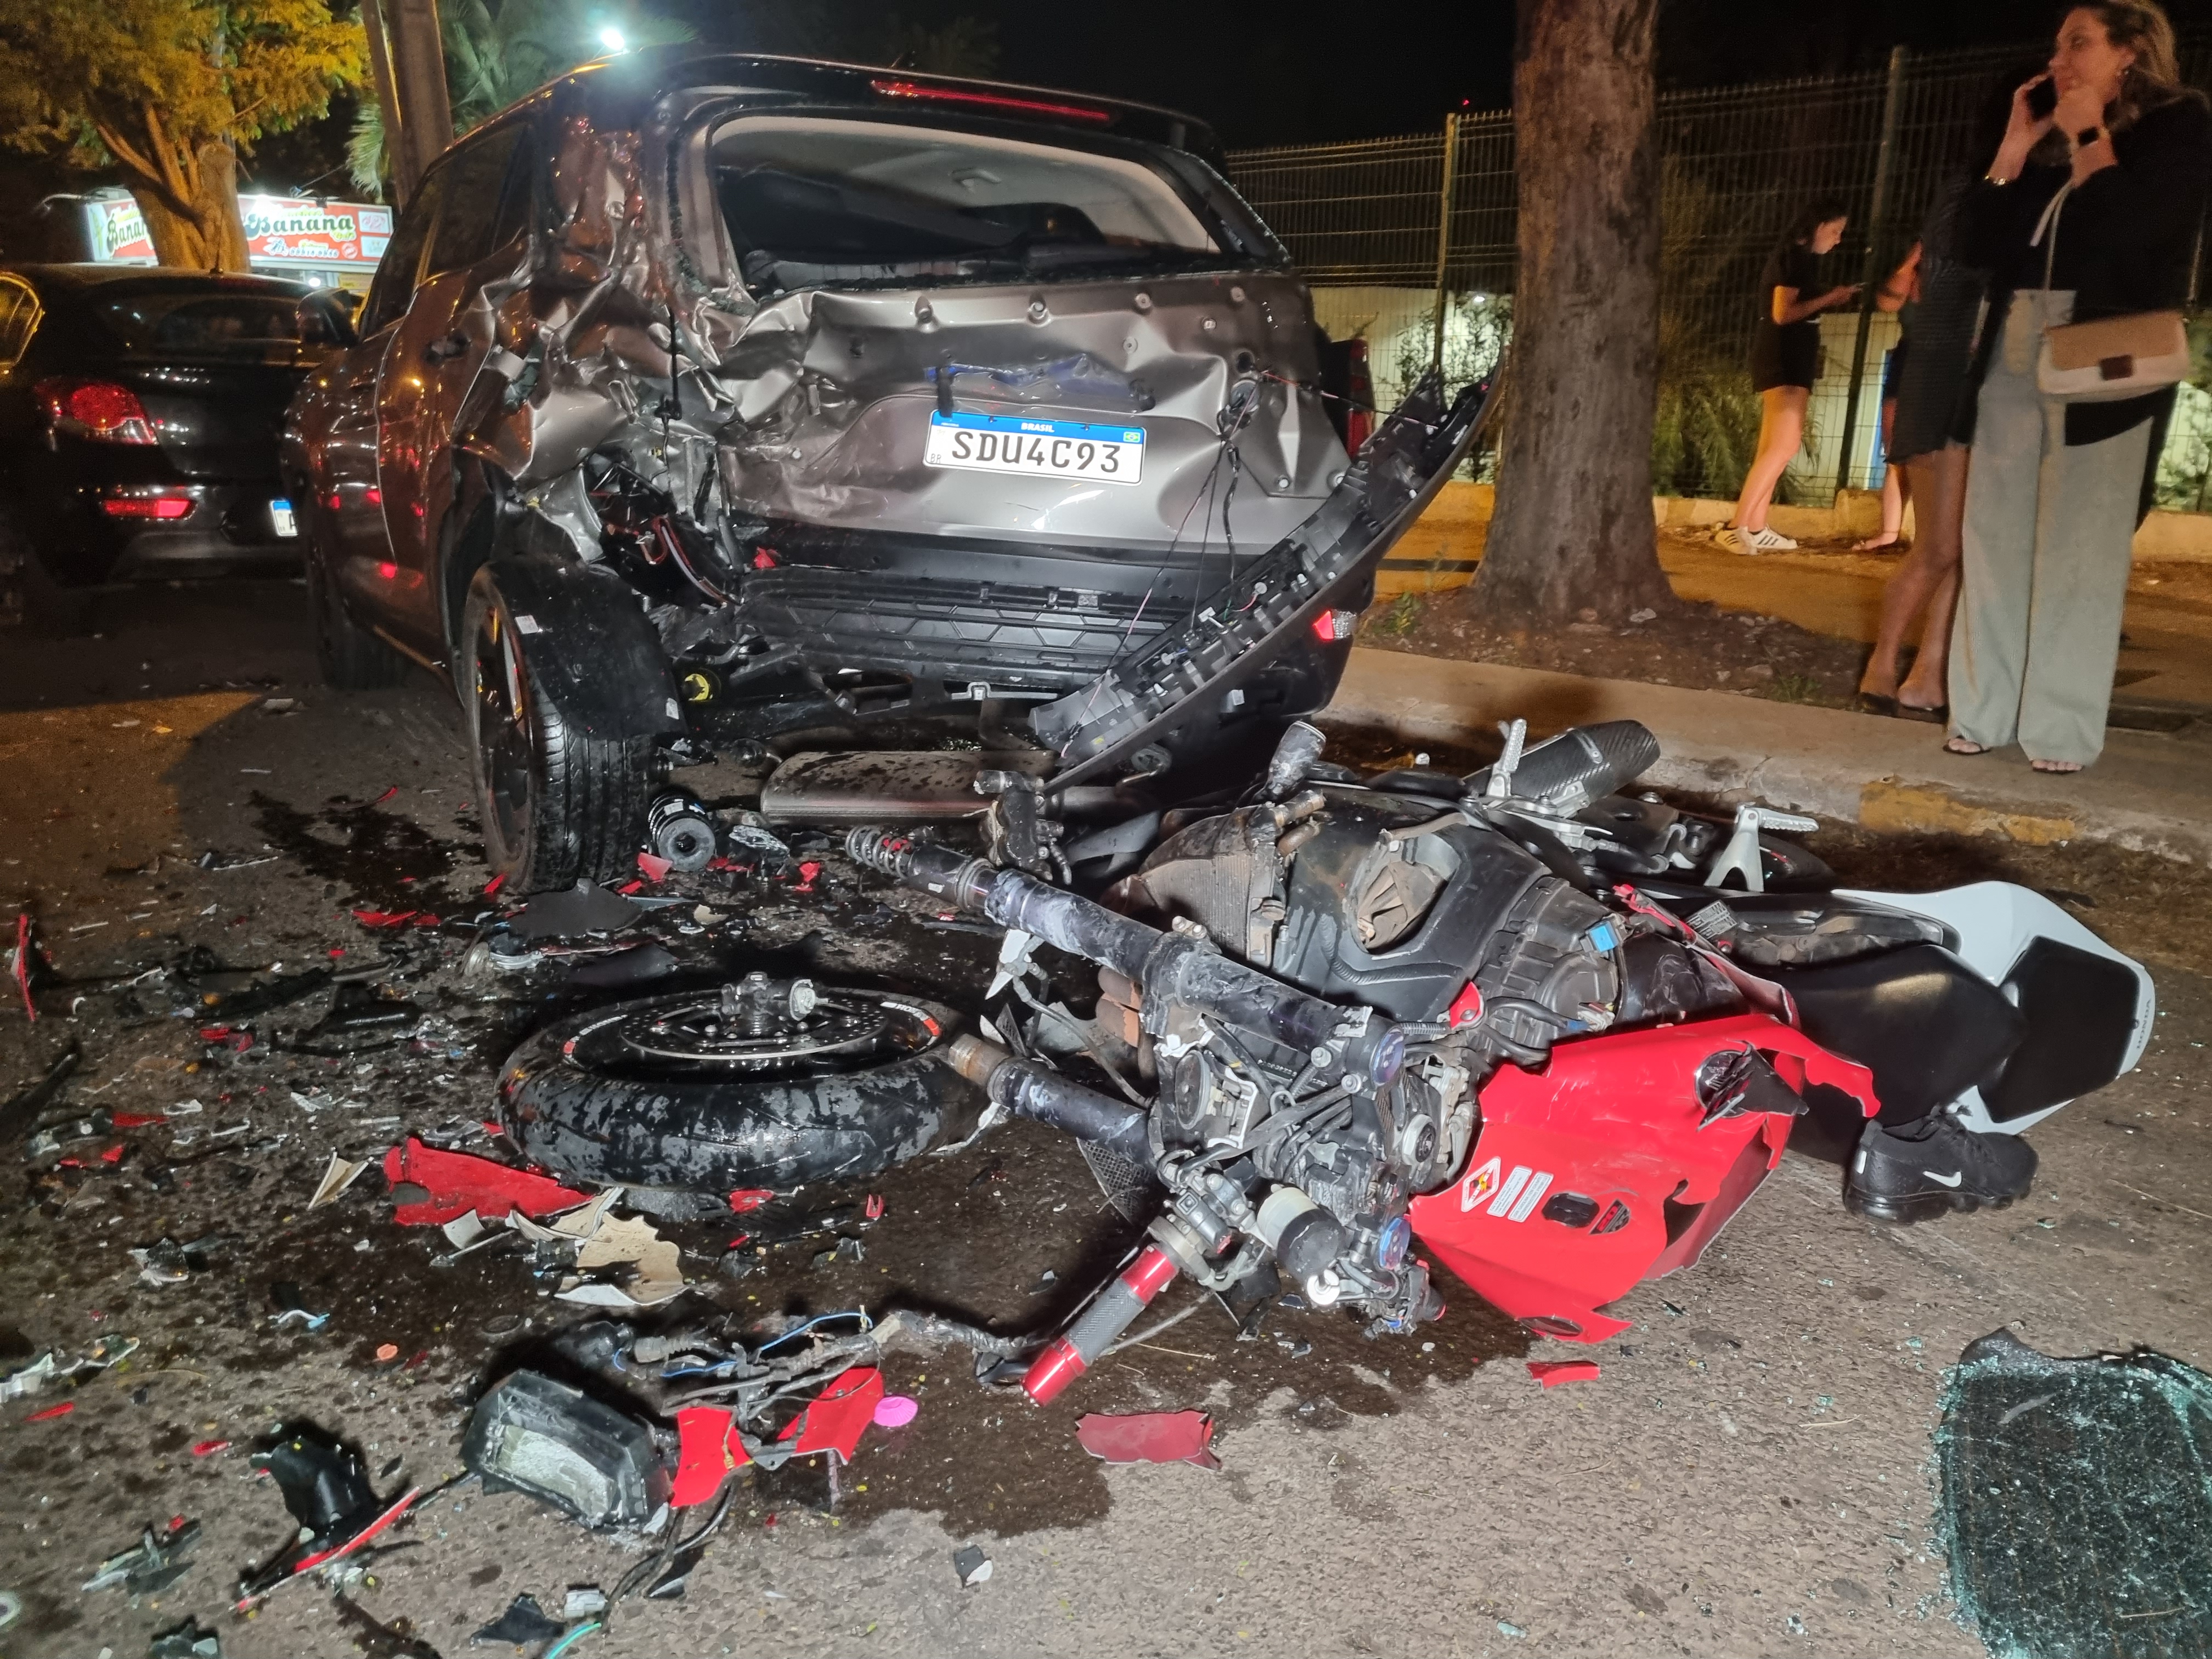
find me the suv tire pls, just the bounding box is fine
[306,539,409,690]
[462,563,657,891]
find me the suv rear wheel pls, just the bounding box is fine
[462,564,657,891]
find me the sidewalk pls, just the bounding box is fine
[1326,647,2212,863]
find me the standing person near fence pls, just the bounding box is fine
[1718,200,1859,554]
[1854,78,2012,721]
[1947,1,2211,772]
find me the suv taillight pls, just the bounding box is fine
[36,377,158,444]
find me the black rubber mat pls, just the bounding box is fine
[1938,1328,2212,1657]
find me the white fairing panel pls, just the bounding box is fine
[1836,882,2155,1134]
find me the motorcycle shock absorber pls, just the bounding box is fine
[1021,1245,1180,1407]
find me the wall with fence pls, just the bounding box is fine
[1225,38,2212,509]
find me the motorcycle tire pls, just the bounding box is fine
[499,983,974,1195]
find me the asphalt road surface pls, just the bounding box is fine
[2,578,2209,1658]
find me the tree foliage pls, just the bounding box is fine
[0,0,365,268]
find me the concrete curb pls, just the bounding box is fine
[1324,648,2212,864]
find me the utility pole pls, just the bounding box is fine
[1835,45,1906,500]
[1430,111,1463,374]
[363,0,453,208]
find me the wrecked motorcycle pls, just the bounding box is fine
[499,715,2155,1402]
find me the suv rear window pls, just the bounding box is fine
[92,289,312,363]
[713,116,1262,294]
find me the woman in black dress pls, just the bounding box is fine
[1722,199,1860,552]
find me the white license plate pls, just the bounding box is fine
[270,498,298,538]
[924,411,1144,484]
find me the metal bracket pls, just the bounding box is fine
[1703,803,1822,894]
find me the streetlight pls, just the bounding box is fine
[596,25,625,53]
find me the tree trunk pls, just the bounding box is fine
[1475,0,1673,625]
[130,142,250,272]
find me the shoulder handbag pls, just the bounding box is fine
[2032,182,2191,401]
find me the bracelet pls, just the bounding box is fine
[1984,172,2016,186]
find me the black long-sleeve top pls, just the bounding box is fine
[1957,90,2212,447]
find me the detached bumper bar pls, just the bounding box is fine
[1028,368,1501,789]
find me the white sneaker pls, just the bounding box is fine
[1746,526,1798,551]
[1714,525,1747,551]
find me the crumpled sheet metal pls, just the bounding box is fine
[455,86,1347,567]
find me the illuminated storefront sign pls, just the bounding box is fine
[83,194,391,284]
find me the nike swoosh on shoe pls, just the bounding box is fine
[1926,1170,1964,1187]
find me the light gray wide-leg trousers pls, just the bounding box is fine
[1951,289,2149,768]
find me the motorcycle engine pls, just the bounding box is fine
[1107,788,1635,1334]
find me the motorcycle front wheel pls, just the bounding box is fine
[499,979,973,1199]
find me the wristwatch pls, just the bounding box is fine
[2077,123,2108,149]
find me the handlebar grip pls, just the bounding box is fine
[1021,1245,1180,1406]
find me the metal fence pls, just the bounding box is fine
[1226,38,2212,506]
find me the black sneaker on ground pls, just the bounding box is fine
[1844,1115,2038,1224]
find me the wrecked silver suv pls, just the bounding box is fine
[284,51,1488,890]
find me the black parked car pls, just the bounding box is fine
[0,264,348,627]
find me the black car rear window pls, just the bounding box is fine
[90,290,313,363]
[712,115,1283,294]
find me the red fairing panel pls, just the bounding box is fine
[1407,1014,1877,1343]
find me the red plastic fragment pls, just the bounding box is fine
[617,880,644,895]
[863,1193,884,1221]
[793,860,822,893]
[777,1367,884,1460]
[15,912,37,1021]
[1526,1360,1602,1388]
[99,1144,124,1164]
[672,1404,753,1505]
[351,909,419,928]
[727,1188,774,1213]
[483,873,506,898]
[192,1438,230,1457]
[637,851,672,883]
[24,1401,73,1421]
[380,1136,592,1226]
[1075,1409,1221,1470]
[111,1112,167,1128]
[369,786,399,806]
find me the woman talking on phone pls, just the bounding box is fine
[1948,1,2211,771]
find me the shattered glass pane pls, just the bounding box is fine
[1938,1329,2212,1658]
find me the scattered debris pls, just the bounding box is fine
[460,1370,670,1529]
[308,1152,370,1209]
[1075,1409,1222,1470]
[561,1586,609,1620]
[0,1040,80,1138]
[149,1615,222,1658]
[470,1593,565,1646]
[952,1544,994,1587]
[509,881,644,940]
[873,1394,918,1429]
[381,1136,591,1226]
[269,1282,332,1333]
[82,1517,200,1594]
[1526,1361,1602,1388]
[22,1401,72,1421]
[560,1212,685,1308]
[238,1425,421,1605]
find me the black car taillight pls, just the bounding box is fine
[36,377,159,444]
[100,487,196,520]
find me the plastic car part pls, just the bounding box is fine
[498,983,968,1191]
[461,1369,671,1529]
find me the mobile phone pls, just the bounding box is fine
[2027,78,2058,120]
